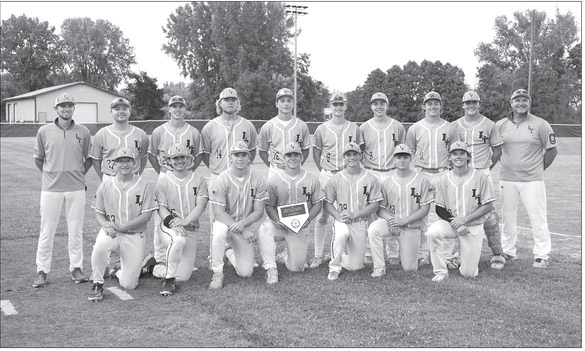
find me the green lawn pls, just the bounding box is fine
[0,137,581,347]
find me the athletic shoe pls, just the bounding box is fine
[446,253,461,269]
[364,255,374,266]
[192,266,199,272]
[533,258,549,268]
[432,273,448,283]
[266,268,278,284]
[387,257,400,266]
[140,255,157,277]
[71,268,89,283]
[490,255,506,269]
[502,253,518,260]
[275,249,288,264]
[32,271,47,288]
[418,258,431,267]
[371,267,386,278]
[103,266,110,279]
[327,271,340,281]
[88,283,104,302]
[160,278,176,296]
[309,256,323,269]
[109,263,121,280]
[209,272,224,289]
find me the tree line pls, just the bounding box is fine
[1,4,580,123]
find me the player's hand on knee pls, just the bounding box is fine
[450,217,467,230]
[230,221,245,234]
[456,225,470,236]
[242,229,257,243]
[175,226,188,237]
[104,226,117,238]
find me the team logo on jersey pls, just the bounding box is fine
[549,133,556,144]
[250,188,256,198]
[302,186,312,202]
[135,195,143,206]
[363,185,370,201]
[349,136,353,142]
[75,134,82,143]
[410,187,421,204]
[527,125,534,134]
[192,187,198,196]
[242,131,249,143]
[442,133,450,148]
[478,131,489,143]
[471,188,481,205]
[392,133,398,146]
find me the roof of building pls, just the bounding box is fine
[2,81,122,103]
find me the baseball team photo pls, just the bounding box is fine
[0,1,581,349]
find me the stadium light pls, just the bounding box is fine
[285,4,308,115]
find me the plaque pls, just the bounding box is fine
[277,202,309,233]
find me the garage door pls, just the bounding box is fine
[73,103,98,123]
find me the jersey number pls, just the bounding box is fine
[106,214,116,222]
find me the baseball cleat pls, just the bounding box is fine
[140,255,158,277]
[275,249,288,264]
[432,273,448,283]
[502,253,518,261]
[88,283,104,302]
[387,257,400,266]
[532,258,549,268]
[327,271,340,281]
[160,278,176,296]
[309,256,323,269]
[71,268,89,283]
[192,266,199,272]
[371,267,386,278]
[418,258,431,267]
[364,255,374,266]
[266,268,278,284]
[109,263,121,280]
[32,271,47,288]
[209,272,224,289]
[490,255,506,269]
[446,253,461,269]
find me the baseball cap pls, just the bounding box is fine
[510,89,530,100]
[168,143,189,158]
[168,95,186,107]
[343,142,361,155]
[462,91,481,102]
[276,88,294,101]
[449,141,470,154]
[230,140,250,154]
[111,97,130,109]
[54,93,76,107]
[423,91,442,104]
[283,142,302,156]
[370,92,389,104]
[220,88,239,100]
[114,148,135,161]
[330,92,347,103]
[393,144,412,157]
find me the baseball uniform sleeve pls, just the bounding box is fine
[311,177,325,204]
[313,126,323,150]
[191,128,203,156]
[258,122,270,152]
[489,122,503,147]
[209,174,227,206]
[248,122,258,151]
[378,181,389,209]
[478,173,495,205]
[266,181,278,207]
[155,178,169,208]
[34,128,45,160]
[197,176,209,199]
[323,176,337,203]
[367,177,383,204]
[149,128,161,156]
[201,123,212,154]
[253,175,268,202]
[397,123,406,144]
[434,175,447,209]
[141,182,159,213]
[89,130,104,160]
[91,183,106,214]
[301,123,311,149]
[539,120,557,150]
[356,125,364,146]
[419,175,434,205]
[405,125,417,152]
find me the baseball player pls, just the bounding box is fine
[360,92,406,265]
[496,89,558,268]
[257,142,324,284]
[324,142,383,280]
[258,88,311,179]
[426,141,495,282]
[367,144,432,276]
[208,141,267,289]
[33,93,92,288]
[406,91,458,266]
[311,92,363,269]
[155,143,209,296]
[452,90,506,269]
[90,97,149,179]
[148,95,203,271]
[88,148,158,301]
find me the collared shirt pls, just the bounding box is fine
[496,113,556,182]
[258,116,311,167]
[34,118,91,192]
[453,115,503,169]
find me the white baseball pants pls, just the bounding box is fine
[499,180,551,260]
[258,220,308,272]
[313,169,335,258]
[210,221,255,277]
[427,220,484,277]
[328,220,367,273]
[90,229,145,289]
[153,172,168,263]
[36,190,86,273]
[367,218,421,271]
[152,224,197,282]
[367,169,399,259]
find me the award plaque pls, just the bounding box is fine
[277,202,309,233]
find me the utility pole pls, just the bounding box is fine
[285,4,308,115]
[528,10,535,100]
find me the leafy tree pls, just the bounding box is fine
[0,72,29,121]
[0,14,64,92]
[60,18,136,90]
[123,71,165,120]
[475,9,581,123]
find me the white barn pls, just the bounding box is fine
[2,81,124,124]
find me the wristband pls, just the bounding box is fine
[163,215,174,228]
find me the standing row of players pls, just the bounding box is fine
[31,87,557,301]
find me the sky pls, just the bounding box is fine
[1,1,581,93]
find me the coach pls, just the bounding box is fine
[496,89,558,268]
[32,93,93,288]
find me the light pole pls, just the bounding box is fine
[285,4,308,115]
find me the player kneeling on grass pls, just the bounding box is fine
[426,141,495,283]
[258,142,325,284]
[208,141,267,289]
[324,142,383,281]
[88,148,158,301]
[367,144,432,276]
[155,143,209,296]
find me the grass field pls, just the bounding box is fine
[0,137,581,348]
